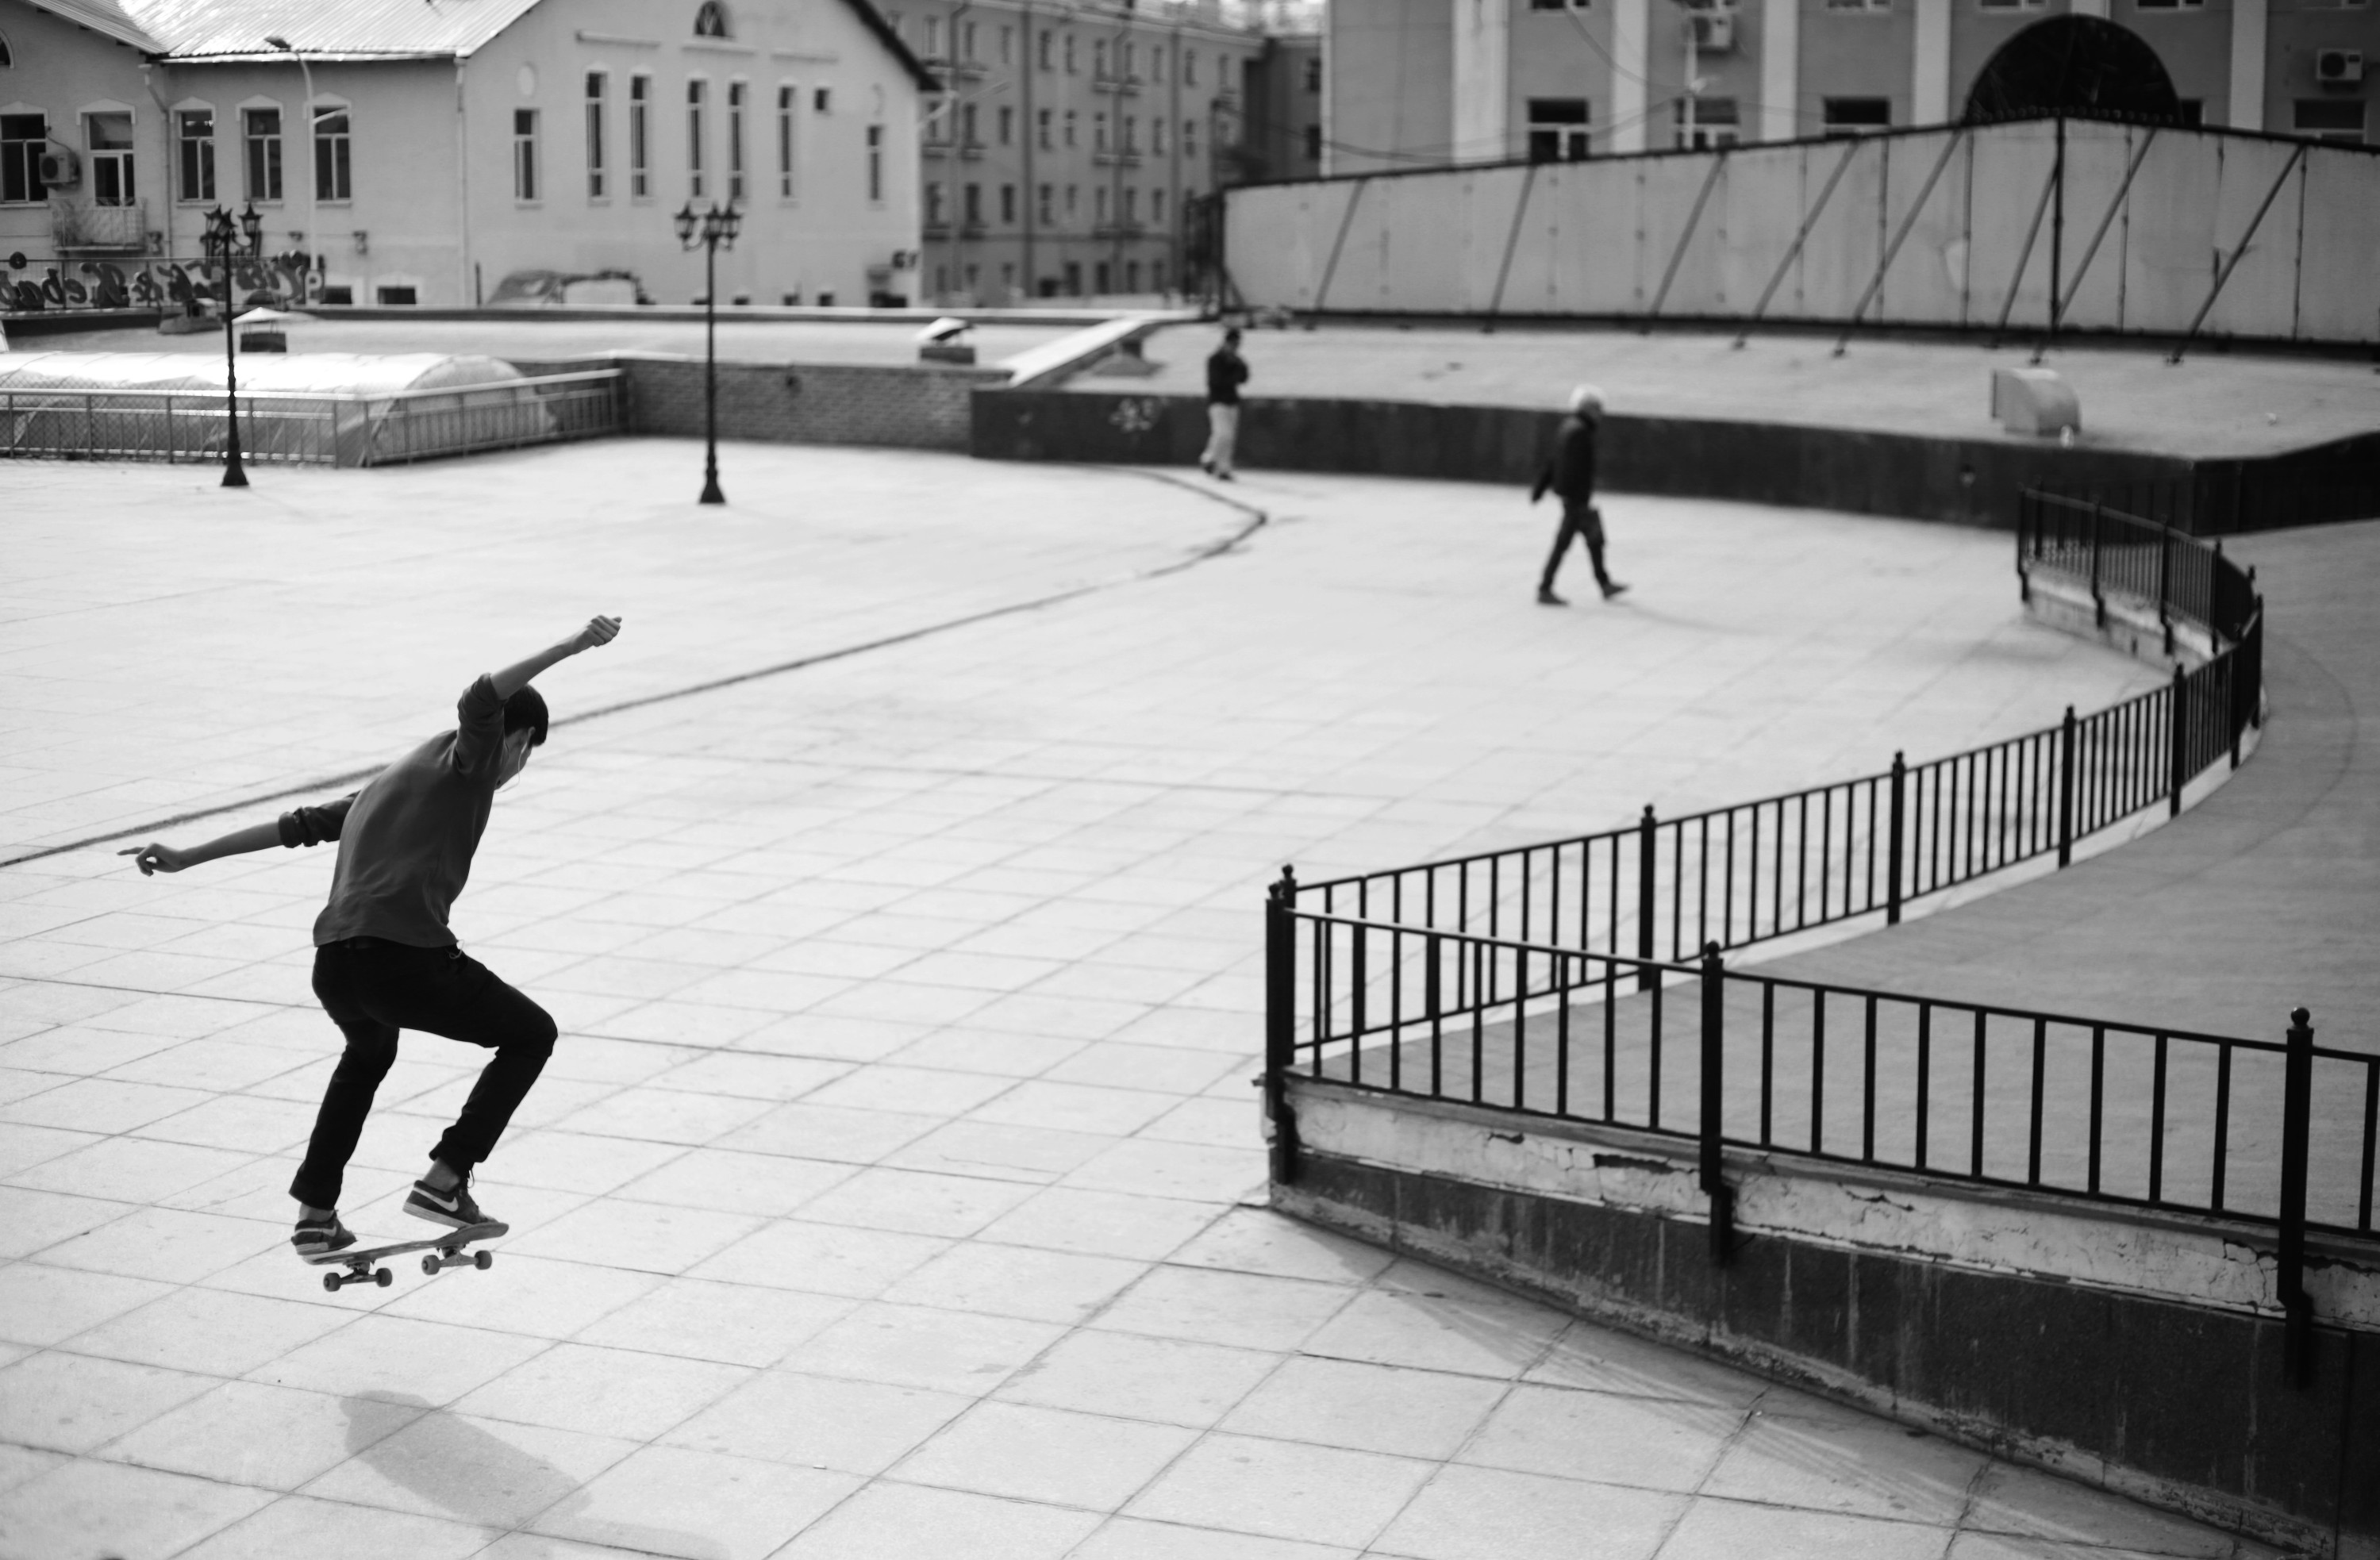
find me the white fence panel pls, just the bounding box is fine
[2294,148,2380,343]
[1640,153,1728,317]
[1963,121,2060,336]
[1877,126,1974,326]
[1790,134,1890,322]
[1459,167,1537,313]
[2039,121,2139,333]
[1713,141,1817,324]
[2204,136,2310,342]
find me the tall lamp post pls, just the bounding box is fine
[202,202,264,488]
[263,34,318,304]
[673,200,741,505]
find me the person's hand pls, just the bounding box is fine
[570,616,623,655]
[119,842,190,876]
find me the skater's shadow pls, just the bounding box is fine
[344,1394,728,1558]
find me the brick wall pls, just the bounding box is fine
[506,355,1008,451]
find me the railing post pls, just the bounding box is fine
[2056,705,2078,866]
[2156,524,2174,657]
[1700,941,1733,1264]
[2087,502,2106,628]
[1885,751,1907,925]
[2279,1006,2313,1388]
[1636,805,1659,993]
[2167,663,2189,818]
[1264,865,1301,1186]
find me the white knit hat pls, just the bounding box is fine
[1569,383,1605,415]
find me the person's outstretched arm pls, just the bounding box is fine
[120,787,354,875]
[490,616,622,700]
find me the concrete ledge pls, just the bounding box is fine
[1279,1079,2380,1558]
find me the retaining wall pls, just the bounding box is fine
[511,353,1004,451]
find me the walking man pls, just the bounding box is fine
[1532,384,1628,605]
[1200,326,1249,481]
[121,616,622,1258]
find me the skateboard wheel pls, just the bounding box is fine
[474,1250,492,1270]
[323,1273,341,1293]
[421,1255,440,1276]
[375,1268,393,1288]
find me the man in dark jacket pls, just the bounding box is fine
[1531,384,1628,605]
[121,615,621,1258]
[1200,326,1250,480]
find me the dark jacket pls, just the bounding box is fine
[1205,346,1249,406]
[1531,413,1597,505]
[281,674,509,948]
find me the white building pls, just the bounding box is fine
[1,0,935,311]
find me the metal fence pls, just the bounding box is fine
[1265,494,2359,1364]
[0,370,623,467]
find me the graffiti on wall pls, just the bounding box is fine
[2,253,312,315]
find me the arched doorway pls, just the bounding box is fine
[1963,16,2186,124]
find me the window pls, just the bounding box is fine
[963,182,981,223]
[777,83,798,198]
[2176,100,2204,125]
[1304,56,1321,92]
[1124,115,1137,152]
[1064,110,1078,146]
[585,71,607,197]
[1000,183,1015,221]
[1064,183,1078,219]
[1303,123,1321,160]
[1183,117,1198,157]
[244,106,283,201]
[1125,260,1139,290]
[311,104,350,200]
[1,113,43,204]
[814,87,831,113]
[1152,44,1165,80]
[1037,108,1052,148]
[1152,259,1166,293]
[1094,111,1108,152]
[1821,97,1891,134]
[1826,0,1891,9]
[1037,182,1052,222]
[1095,186,1108,223]
[961,103,979,146]
[727,80,747,200]
[1976,0,2046,10]
[1063,260,1080,294]
[1000,25,1014,63]
[2132,0,2205,7]
[86,112,134,205]
[962,21,977,60]
[687,80,707,197]
[1674,96,1738,149]
[1064,33,1077,72]
[377,283,417,304]
[1184,49,1198,85]
[925,16,943,56]
[1039,29,1053,69]
[1094,40,1108,77]
[513,108,540,199]
[629,75,650,196]
[866,122,882,202]
[926,180,944,223]
[694,1,731,37]
[1123,40,1136,77]
[998,106,1013,144]
[1153,117,1168,154]
[2293,98,2366,142]
[1122,186,1136,221]
[1094,260,1109,293]
[1152,188,1165,223]
[0,35,10,67]
[1527,98,1590,161]
[177,108,215,202]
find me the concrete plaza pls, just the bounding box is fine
[0,441,2270,1559]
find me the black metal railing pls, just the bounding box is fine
[1262,492,2356,1377]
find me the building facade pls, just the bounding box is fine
[1,0,932,312]
[891,0,1319,305]
[1328,0,2380,174]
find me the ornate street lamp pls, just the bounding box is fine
[201,202,265,488]
[674,200,742,505]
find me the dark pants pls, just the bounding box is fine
[1541,498,1611,591]
[290,939,557,1209]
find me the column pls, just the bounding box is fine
[1451,0,1512,163]
[1760,0,1798,143]
[2228,0,2267,130]
[1610,0,1649,153]
[1911,0,1951,127]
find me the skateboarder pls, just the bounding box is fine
[121,616,622,1258]
[1532,384,1628,605]
[1199,326,1249,481]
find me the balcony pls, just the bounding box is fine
[1092,71,1143,95]
[959,139,988,160]
[924,135,952,159]
[950,59,989,81]
[1092,221,1148,240]
[922,220,953,240]
[49,198,148,255]
[1092,149,1143,167]
[958,221,987,240]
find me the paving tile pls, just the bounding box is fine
[507,1197,766,1274]
[0,1442,68,1496]
[6,1134,259,1202]
[380,1251,662,1338]
[996,1329,1280,1427]
[1163,1206,1400,1285]
[99,1379,426,1490]
[480,1128,693,1194]
[250,1314,550,1404]
[976,1186,1225,1260]
[880,1239,1145,1324]
[664,1367,971,1473]
[652,1050,855,1101]
[1061,1138,1267,1204]
[1959,1464,2238,1558]
[573,1277,854,1367]
[1068,1516,1360,1560]
[1522,1320,1771,1408]
[451,1340,752,1440]
[1455,1381,1744,1491]
[0,1455,275,1560]
[1300,1285,1569,1381]
[796,1165,1040,1237]
[780,1301,1067,1395]
[611,1145,856,1217]
[894,1398,1198,1510]
[0,1075,218,1134]
[1940,1537,2215,1560]
[174,1494,495,1560]
[1093,1264,1356,1354]
[0,1349,217,1451]
[0,1260,175,1347]
[34,1202,283,1280]
[715,1100,943,1162]
[1656,1497,1955,1560]
[1125,1432,1437,1548]
[689,1217,950,1297]
[1221,1356,1509,1460]
[1371,1464,1689,1560]
[773,1481,1103,1559]
[967,1079,1183,1137]
[1701,1412,1987,1525]
[0,1121,102,1178]
[298,1408,640,1527]
[533,1444,859,1560]
[66,1282,355,1377]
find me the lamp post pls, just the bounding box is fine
[263,34,317,304]
[202,201,264,488]
[674,199,741,505]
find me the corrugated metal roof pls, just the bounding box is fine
[114,0,548,60]
[19,0,167,52]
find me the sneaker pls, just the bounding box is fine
[1537,586,1567,606]
[406,1173,491,1230]
[1198,457,1214,475]
[291,1212,356,1258]
[1600,581,1631,600]
[1215,471,1235,482]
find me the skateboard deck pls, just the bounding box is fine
[303,1220,509,1292]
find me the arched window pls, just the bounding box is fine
[0,33,13,68]
[694,2,731,38]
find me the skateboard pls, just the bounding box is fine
[303,1221,509,1292]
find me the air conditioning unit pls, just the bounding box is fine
[2315,48,2364,86]
[37,148,79,186]
[1690,13,1736,50]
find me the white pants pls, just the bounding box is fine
[1202,402,1239,475]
